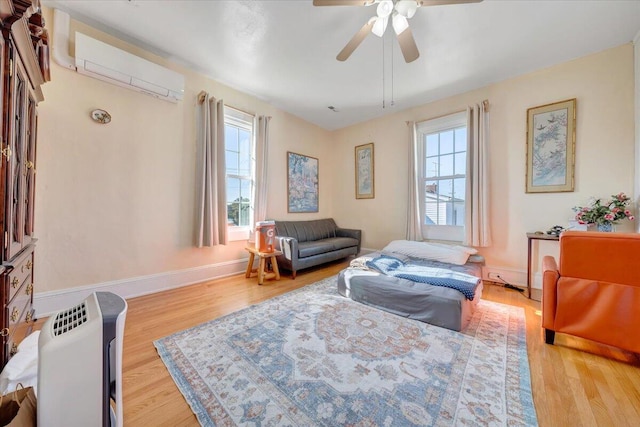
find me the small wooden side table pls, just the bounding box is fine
[245,247,282,285]
[526,232,560,299]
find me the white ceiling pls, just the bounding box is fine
[43,0,640,131]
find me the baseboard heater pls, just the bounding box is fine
[38,292,128,426]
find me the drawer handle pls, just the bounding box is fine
[26,283,33,296]
[0,328,8,337]
[26,260,32,270]
[10,306,19,322]
[11,277,19,288]
[25,310,33,323]
[10,342,17,356]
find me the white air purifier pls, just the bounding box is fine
[38,292,127,427]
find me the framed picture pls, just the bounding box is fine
[526,98,576,193]
[287,152,319,213]
[355,142,375,199]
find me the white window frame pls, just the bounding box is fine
[224,107,255,242]
[416,111,467,242]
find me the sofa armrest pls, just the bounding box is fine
[275,236,298,261]
[542,255,560,330]
[336,227,362,253]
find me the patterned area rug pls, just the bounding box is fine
[155,276,537,426]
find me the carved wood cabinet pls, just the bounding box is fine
[0,0,48,369]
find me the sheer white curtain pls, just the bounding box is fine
[406,121,423,241]
[254,116,271,222]
[195,91,227,247]
[464,101,492,247]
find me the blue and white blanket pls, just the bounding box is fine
[365,254,480,300]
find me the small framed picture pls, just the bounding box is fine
[355,143,374,199]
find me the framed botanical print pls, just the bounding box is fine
[355,142,374,199]
[526,98,576,193]
[287,151,319,213]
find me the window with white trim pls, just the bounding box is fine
[416,111,467,241]
[225,108,255,241]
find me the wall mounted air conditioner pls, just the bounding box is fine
[38,292,128,427]
[74,32,184,102]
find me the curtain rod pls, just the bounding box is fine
[407,99,490,125]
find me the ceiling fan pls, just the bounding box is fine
[313,0,482,63]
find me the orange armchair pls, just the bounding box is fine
[542,231,640,353]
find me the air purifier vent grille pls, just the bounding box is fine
[53,302,88,336]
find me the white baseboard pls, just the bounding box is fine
[33,258,249,318]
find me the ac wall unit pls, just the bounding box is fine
[75,32,184,102]
[38,292,128,427]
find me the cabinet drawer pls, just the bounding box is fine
[6,304,33,359]
[7,282,31,328]
[7,247,34,303]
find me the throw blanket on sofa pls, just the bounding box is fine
[366,255,480,300]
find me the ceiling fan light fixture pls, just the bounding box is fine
[392,13,409,35]
[371,16,388,37]
[395,0,418,19]
[376,0,394,18]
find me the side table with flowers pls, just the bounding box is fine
[573,192,635,232]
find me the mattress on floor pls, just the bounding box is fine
[337,251,484,332]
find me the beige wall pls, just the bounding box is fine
[332,44,636,285]
[36,8,333,292]
[35,7,635,294]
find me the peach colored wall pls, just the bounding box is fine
[35,6,635,294]
[35,8,333,292]
[331,44,636,287]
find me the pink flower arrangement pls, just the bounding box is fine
[573,192,635,226]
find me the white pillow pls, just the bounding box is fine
[382,240,471,265]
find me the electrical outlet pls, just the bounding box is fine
[487,272,500,280]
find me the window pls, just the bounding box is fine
[225,108,255,241]
[416,111,467,241]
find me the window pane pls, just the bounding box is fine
[240,179,251,202]
[438,179,453,201]
[453,177,465,201]
[426,134,438,157]
[239,130,252,176]
[239,202,251,227]
[227,177,240,203]
[454,152,466,175]
[226,150,239,175]
[439,154,454,177]
[425,201,439,225]
[440,130,454,154]
[452,201,465,226]
[225,126,238,152]
[425,180,438,196]
[425,156,439,178]
[454,127,467,152]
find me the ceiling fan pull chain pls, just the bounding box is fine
[382,33,386,109]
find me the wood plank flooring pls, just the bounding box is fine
[121,260,640,426]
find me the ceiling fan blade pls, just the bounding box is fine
[337,21,374,61]
[418,0,482,6]
[313,0,374,6]
[396,27,420,63]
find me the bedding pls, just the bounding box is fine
[337,250,484,331]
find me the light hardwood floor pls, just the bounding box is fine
[121,260,640,426]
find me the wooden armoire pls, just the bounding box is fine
[0,0,49,370]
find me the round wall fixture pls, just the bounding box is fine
[91,109,111,124]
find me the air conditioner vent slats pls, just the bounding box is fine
[52,302,88,336]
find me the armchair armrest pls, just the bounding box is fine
[336,227,362,253]
[542,255,560,330]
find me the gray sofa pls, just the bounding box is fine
[274,218,361,278]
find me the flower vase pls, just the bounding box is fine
[597,223,614,232]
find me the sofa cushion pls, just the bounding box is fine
[298,237,359,258]
[275,219,337,243]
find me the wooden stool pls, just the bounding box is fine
[245,247,282,285]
